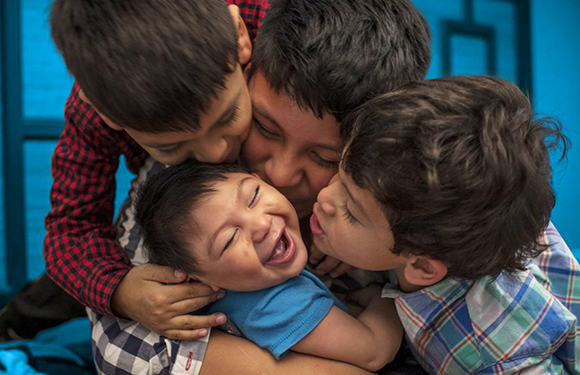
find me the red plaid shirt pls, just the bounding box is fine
[44,0,268,316]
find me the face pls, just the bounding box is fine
[82,65,252,165]
[310,168,407,271]
[188,173,308,291]
[240,71,342,219]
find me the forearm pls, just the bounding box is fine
[355,296,403,369]
[44,229,132,315]
[202,330,375,375]
[44,85,135,316]
[292,298,402,372]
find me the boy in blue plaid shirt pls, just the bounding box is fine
[311,76,580,374]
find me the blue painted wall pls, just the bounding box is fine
[531,0,580,253]
[0,0,579,290]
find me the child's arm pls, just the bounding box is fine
[44,84,222,340]
[44,83,139,316]
[292,288,403,372]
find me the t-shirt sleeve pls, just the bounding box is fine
[208,272,347,359]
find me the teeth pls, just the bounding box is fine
[271,233,288,259]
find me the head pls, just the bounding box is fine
[241,0,431,218]
[313,76,568,287]
[135,161,308,291]
[50,0,253,164]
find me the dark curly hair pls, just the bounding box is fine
[251,0,431,134]
[50,0,238,132]
[343,76,569,280]
[135,161,248,274]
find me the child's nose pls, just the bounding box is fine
[319,201,336,217]
[251,214,272,243]
[317,186,337,217]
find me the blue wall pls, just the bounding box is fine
[1,0,579,291]
[532,0,580,252]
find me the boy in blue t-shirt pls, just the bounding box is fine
[133,161,402,372]
[311,76,580,374]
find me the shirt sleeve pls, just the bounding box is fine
[481,353,575,374]
[43,82,147,316]
[208,272,348,360]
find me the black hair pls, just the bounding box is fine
[252,0,431,136]
[50,0,238,132]
[135,161,248,274]
[343,76,569,279]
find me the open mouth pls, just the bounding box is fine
[266,229,296,265]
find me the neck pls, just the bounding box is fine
[394,267,423,293]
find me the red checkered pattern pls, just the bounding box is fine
[43,0,268,316]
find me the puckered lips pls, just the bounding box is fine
[265,227,296,265]
[310,203,325,237]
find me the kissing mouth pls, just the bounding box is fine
[266,228,296,265]
[310,203,326,237]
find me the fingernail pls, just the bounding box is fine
[198,329,208,337]
[217,290,226,299]
[210,285,220,292]
[216,314,227,325]
[329,272,338,278]
[174,270,185,278]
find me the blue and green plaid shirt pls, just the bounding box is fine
[383,223,580,374]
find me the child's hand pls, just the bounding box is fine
[346,284,384,309]
[111,264,227,340]
[309,244,353,278]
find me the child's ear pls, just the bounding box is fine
[228,5,252,65]
[403,257,447,288]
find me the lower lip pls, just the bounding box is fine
[266,229,297,265]
[310,208,325,237]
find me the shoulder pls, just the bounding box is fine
[464,271,575,367]
[61,82,143,159]
[402,272,577,373]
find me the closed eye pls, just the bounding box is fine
[253,119,278,138]
[341,203,357,224]
[249,186,260,207]
[158,147,180,156]
[216,106,240,128]
[223,229,238,252]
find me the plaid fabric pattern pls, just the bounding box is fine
[43,0,268,317]
[89,308,209,375]
[383,223,580,374]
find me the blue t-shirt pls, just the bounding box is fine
[204,270,348,359]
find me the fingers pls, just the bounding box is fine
[170,288,226,315]
[309,244,326,265]
[138,263,188,284]
[162,313,228,341]
[314,256,341,276]
[328,262,353,278]
[163,328,210,341]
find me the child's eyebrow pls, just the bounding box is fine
[237,176,253,203]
